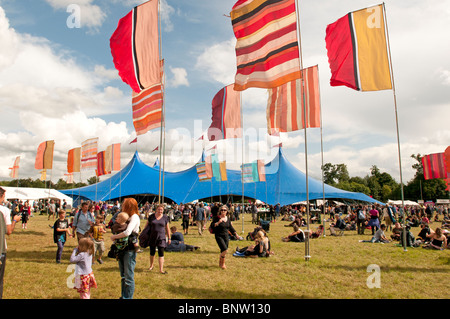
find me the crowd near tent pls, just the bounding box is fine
[2,186,73,207]
[60,148,380,207]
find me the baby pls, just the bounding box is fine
[111,212,139,251]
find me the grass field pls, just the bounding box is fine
[2,213,449,299]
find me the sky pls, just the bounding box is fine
[0,0,449,188]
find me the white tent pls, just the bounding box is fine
[2,186,73,207]
[387,199,420,206]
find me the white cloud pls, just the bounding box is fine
[45,0,106,31]
[167,66,189,88]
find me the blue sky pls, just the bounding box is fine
[0,0,449,190]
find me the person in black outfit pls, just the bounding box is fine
[211,205,238,269]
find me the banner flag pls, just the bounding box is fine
[207,84,241,141]
[422,153,447,180]
[81,138,98,171]
[9,156,20,179]
[67,147,81,173]
[35,140,55,170]
[231,0,301,91]
[110,0,160,93]
[325,4,392,91]
[267,65,321,134]
[132,82,163,136]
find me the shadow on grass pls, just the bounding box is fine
[324,263,450,273]
[166,284,311,299]
[9,230,46,237]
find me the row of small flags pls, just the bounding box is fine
[195,154,266,184]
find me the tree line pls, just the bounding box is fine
[322,154,449,202]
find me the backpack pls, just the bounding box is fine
[358,210,366,220]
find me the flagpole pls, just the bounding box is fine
[158,0,164,204]
[295,0,310,261]
[240,91,245,234]
[317,65,327,237]
[383,3,406,251]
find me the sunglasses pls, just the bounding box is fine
[220,209,228,211]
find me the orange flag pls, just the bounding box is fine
[35,140,55,170]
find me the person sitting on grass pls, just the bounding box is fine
[234,230,272,257]
[359,224,390,243]
[423,227,447,250]
[329,214,346,236]
[165,226,200,252]
[390,222,403,241]
[309,225,324,238]
[281,224,305,242]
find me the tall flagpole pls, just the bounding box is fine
[240,91,245,234]
[295,0,310,261]
[317,65,327,237]
[383,3,406,251]
[157,0,164,204]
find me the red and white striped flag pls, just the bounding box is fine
[231,0,301,91]
[132,82,163,136]
[267,65,321,134]
[81,138,98,171]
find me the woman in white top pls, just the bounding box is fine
[110,198,141,299]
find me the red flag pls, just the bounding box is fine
[267,65,321,134]
[129,137,137,144]
[207,84,242,141]
[231,0,301,91]
[110,0,160,93]
[325,4,392,91]
[96,151,106,177]
[422,153,447,180]
[152,146,159,152]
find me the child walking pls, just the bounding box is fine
[70,237,97,299]
[53,210,72,264]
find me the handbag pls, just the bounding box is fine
[138,223,151,248]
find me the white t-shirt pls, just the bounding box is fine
[0,204,12,250]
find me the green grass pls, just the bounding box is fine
[2,214,449,299]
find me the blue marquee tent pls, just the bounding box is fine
[60,148,380,206]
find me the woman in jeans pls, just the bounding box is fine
[110,198,140,299]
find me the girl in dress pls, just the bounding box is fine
[70,237,97,299]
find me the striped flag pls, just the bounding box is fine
[196,162,211,182]
[207,84,241,141]
[96,151,106,177]
[81,138,98,171]
[9,156,20,179]
[132,82,163,136]
[64,173,74,184]
[110,0,160,93]
[267,65,320,134]
[325,4,392,91]
[241,163,254,183]
[422,153,447,180]
[67,147,81,173]
[257,159,266,182]
[231,0,302,91]
[105,143,121,173]
[35,140,55,170]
